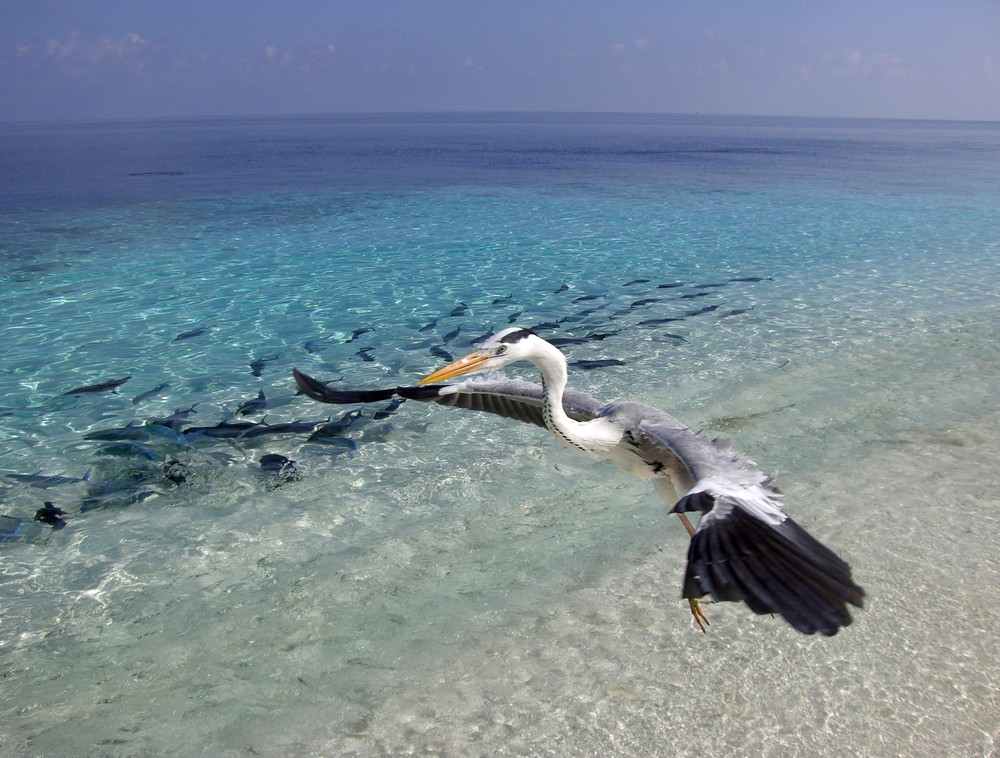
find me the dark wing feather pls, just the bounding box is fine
[293,369,605,430]
[679,496,865,636]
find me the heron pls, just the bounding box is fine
[293,326,864,635]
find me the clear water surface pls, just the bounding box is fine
[1,113,998,756]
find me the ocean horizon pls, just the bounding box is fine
[2,112,998,756]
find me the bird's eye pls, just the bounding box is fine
[496,345,507,355]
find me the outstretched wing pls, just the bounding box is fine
[292,368,606,429]
[631,409,865,635]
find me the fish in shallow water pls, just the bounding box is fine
[132,382,170,405]
[307,409,363,442]
[569,359,627,371]
[62,375,131,396]
[346,327,374,343]
[259,454,302,488]
[172,325,213,342]
[83,422,147,441]
[4,469,92,488]
[241,419,323,438]
[183,420,261,439]
[237,389,268,416]
[250,355,279,377]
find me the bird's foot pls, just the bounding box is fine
[689,598,712,633]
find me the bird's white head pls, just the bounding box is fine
[419,327,542,384]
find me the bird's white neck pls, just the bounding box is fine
[529,337,621,453]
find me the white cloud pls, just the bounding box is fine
[833,48,905,79]
[610,42,626,56]
[40,30,147,65]
[635,38,649,51]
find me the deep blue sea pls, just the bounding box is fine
[2,113,999,756]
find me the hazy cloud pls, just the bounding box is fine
[38,30,149,68]
[832,48,905,79]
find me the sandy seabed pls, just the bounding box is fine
[273,416,999,756]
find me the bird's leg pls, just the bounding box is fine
[689,598,711,633]
[676,512,696,538]
[676,512,712,632]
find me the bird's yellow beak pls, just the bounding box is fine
[418,351,492,384]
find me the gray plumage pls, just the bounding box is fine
[292,327,864,636]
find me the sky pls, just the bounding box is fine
[1,0,998,123]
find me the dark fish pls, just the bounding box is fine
[303,337,333,354]
[34,502,67,529]
[685,304,721,317]
[694,282,728,289]
[147,403,200,431]
[638,317,684,326]
[418,319,439,333]
[250,355,279,377]
[584,329,621,341]
[491,294,514,304]
[623,278,651,286]
[63,375,132,396]
[548,337,589,347]
[84,422,146,441]
[572,294,601,303]
[132,382,170,405]
[569,359,626,370]
[720,307,754,318]
[237,389,267,416]
[96,442,158,460]
[356,346,376,362]
[259,454,301,487]
[307,409,363,441]
[346,327,374,343]
[729,276,771,283]
[373,398,404,420]
[242,419,322,438]
[656,333,689,343]
[466,329,495,345]
[430,345,454,362]
[184,420,260,439]
[450,302,468,317]
[554,283,569,294]
[172,325,213,342]
[630,297,661,308]
[442,325,461,344]
[4,469,91,488]
[531,322,561,331]
[507,311,522,324]
[311,436,360,456]
[679,291,710,299]
[657,282,685,289]
[80,487,157,513]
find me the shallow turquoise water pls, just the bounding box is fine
[1,114,999,755]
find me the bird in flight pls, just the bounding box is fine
[294,326,864,636]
